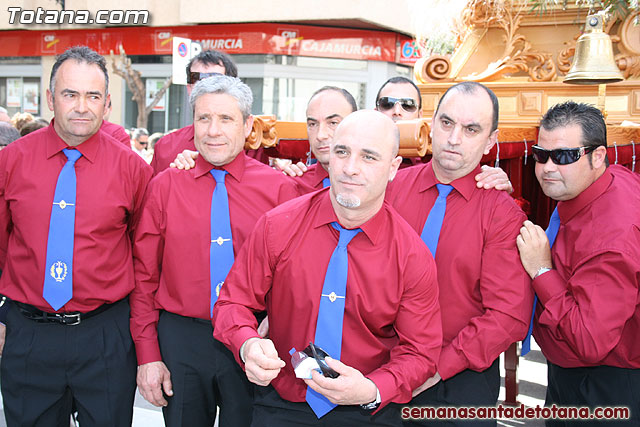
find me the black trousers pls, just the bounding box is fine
[251,384,402,427]
[157,310,253,427]
[0,299,137,427]
[545,362,640,426]
[405,358,500,426]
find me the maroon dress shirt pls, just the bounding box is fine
[290,163,329,195]
[532,165,640,368]
[150,125,195,176]
[387,162,533,380]
[101,120,131,146]
[0,122,152,313]
[130,152,299,365]
[213,189,442,409]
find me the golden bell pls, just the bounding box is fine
[564,14,623,84]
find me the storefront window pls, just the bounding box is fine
[0,77,43,118]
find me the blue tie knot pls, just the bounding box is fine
[322,177,331,188]
[63,148,82,164]
[332,222,361,248]
[210,169,227,183]
[436,183,453,198]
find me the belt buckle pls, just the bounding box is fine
[61,313,81,325]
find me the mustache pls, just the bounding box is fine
[335,176,365,186]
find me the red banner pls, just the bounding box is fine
[0,23,414,63]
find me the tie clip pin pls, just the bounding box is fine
[53,200,74,209]
[321,291,344,303]
[212,236,231,246]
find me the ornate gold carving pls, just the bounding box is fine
[245,115,278,150]
[557,34,578,74]
[414,55,452,83]
[459,2,556,82]
[616,54,640,79]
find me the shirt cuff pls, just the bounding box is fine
[227,327,261,367]
[134,340,163,366]
[438,344,469,380]
[532,269,566,305]
[365,370,401,411]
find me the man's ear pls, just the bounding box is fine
[244,115,255,139]
[388,155,402,182]
[483,129,499,155]
[46,89,54,112]
[591,145,608,169]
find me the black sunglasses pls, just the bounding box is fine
[376,96,418,113]
[187,71,223,84]
[532,145,597,165]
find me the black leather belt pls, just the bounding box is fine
[14,301,116,325]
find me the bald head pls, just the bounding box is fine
[329,110,402,225]
[334,110,400,157]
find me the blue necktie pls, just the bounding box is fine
[322,177,330,188]
[420,184,453,257]
[209,169,235,316]
[43,148,82,311]
[521,207,560,356]
[306,222,361,418]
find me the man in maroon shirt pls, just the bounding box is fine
[101,97,131,146]
[517,102,640,425]
[213,110,442,426]
[388,82,532,426]
[0,46,151,426]
[283,86,358,192]
[131,75,298,427]
[150,49,238,175]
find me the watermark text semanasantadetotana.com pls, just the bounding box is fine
[402,404,630,421]
[7,7,149,25]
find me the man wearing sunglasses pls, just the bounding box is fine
[375,76,423,123]
[517,101,640,424]
[388,82,532,426]
[131,127,152,164]
[150,49,237,175]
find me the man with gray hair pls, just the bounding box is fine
[130,75,298,426]
[131,127,152,164]
[0,107,10,124]
[0,45,151,425]
[151,49,238,174]
[0,123,20,148]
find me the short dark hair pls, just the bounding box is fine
[540,101,608,167]
[308,86,358,112]
[376,76,422,111]
[187,49,238,78]
[50,46,109,98]
[0,123,20,146]
[435,82,499,133]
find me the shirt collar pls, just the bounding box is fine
[312,189,384,245]
[418,161,480,201]
[311,163,329,187]
[45,119,101,163]
[557,167,612,223]
[193,150,247,182]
